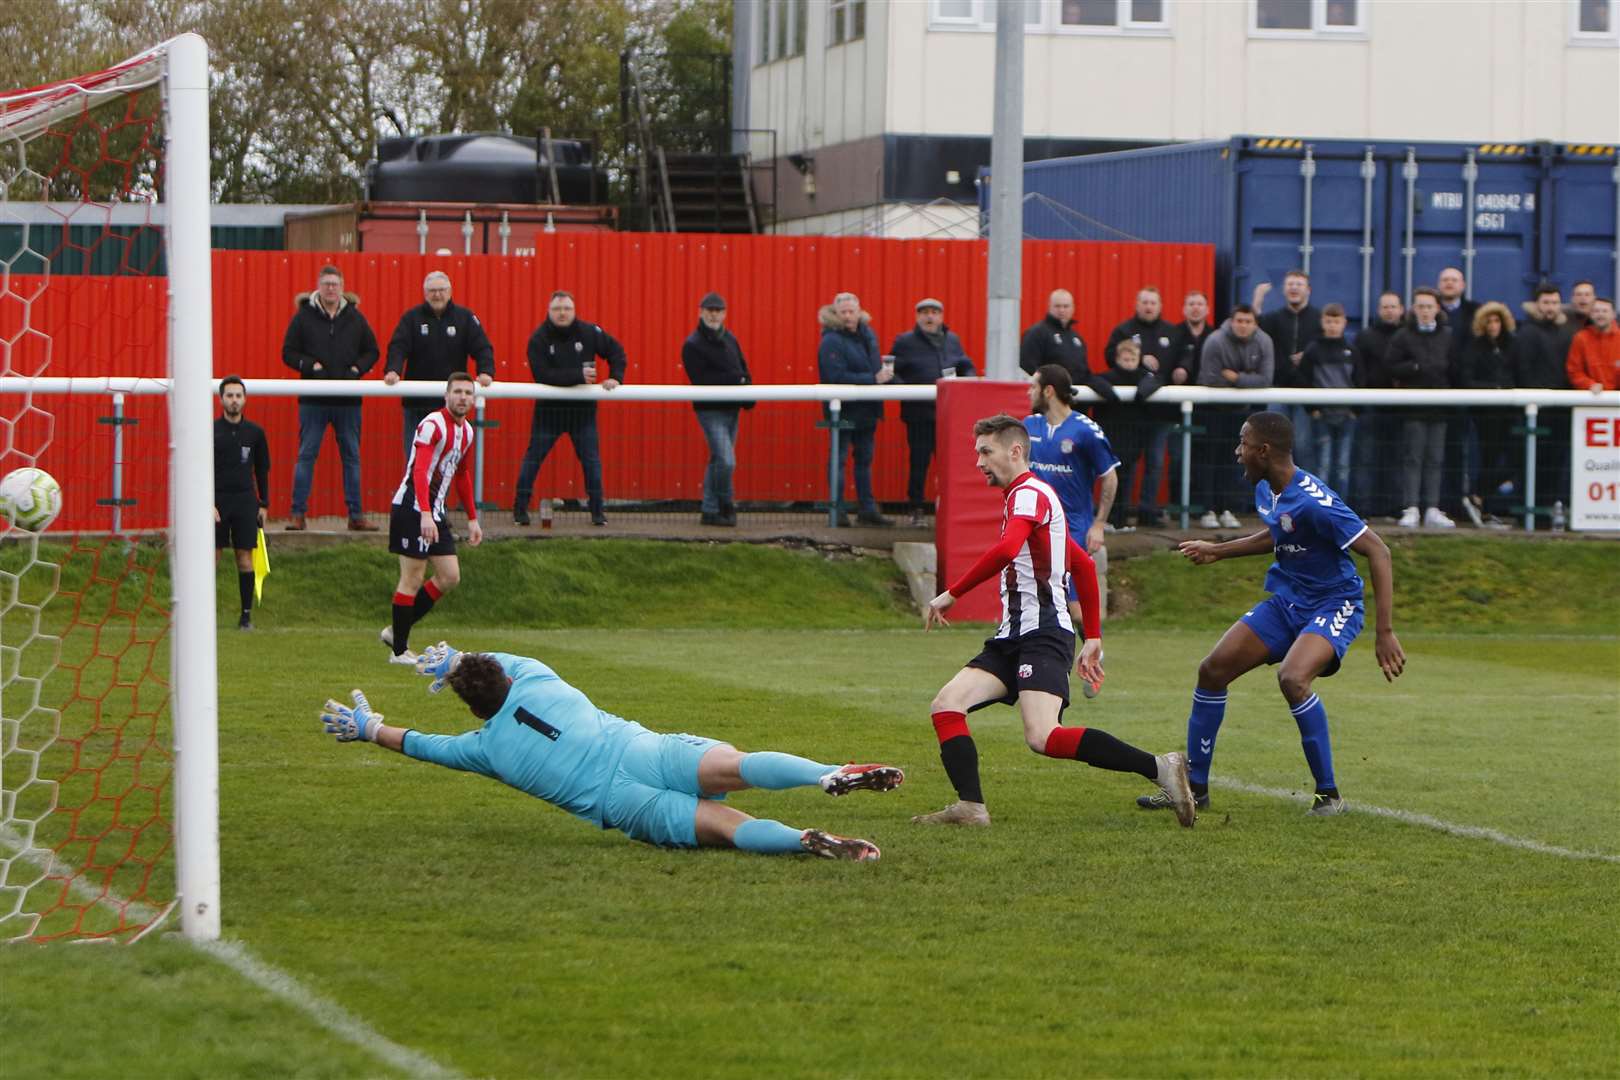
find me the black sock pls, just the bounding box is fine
[237,570,254,617]
[1075,728,1158,780]
[391,591,414,655]
[1191,780,1209,798]
[939,735,984,804]
[412,584,439,625]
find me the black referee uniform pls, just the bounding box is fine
[215,414,270,624]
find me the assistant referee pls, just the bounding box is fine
[214,376,270,629]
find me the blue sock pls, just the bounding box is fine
[738,751,835,790]
[1290,693,1336,791]
[1187,688,1228,788]
[733,818,807,855]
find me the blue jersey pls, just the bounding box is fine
[1254,469,1367,608]
[1024,411,1120,536]
[401,652,650,828]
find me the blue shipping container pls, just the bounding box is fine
[985,137,1619,326]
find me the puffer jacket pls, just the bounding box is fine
[817,305,884,426]
[280,291,380,408]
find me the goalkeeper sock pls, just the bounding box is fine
[733,818,810,855]
[739,751,837,790]
[932,711,983,804]
[390,592,414,655]
[412,579,442,625]
[1187,688,1228,789]
[1289,693,1336,792]
[1074,728,1158,780]
[236,570,253,615]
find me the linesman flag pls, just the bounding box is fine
[252,528,270,603]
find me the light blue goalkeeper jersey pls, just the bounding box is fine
[401,652,650,827]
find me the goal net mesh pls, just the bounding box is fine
[1,49,179,942]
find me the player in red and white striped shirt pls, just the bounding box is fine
[381,372,483,664]
[914,414,1196,827]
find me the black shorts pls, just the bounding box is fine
[965,630,1075,708]
[215,497,259,551]
[388,503,456,559]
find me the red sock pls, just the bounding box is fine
[422,579,443,601]
[1041,725,1087,759]
[931,710,970,743]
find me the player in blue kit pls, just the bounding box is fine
[1136,411,1405,816]
[318,643,902,860]
[1025,364,1120,697]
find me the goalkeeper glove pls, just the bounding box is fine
[320,688,385,743]
[414,641,461,694]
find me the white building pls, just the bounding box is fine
[734,0,1620,237]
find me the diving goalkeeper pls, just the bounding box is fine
[318,643,903,861]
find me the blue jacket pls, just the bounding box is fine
[817,304,884,426]
[890,324,976,422]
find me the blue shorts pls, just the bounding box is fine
[601,732,727,848]
[1240,595,1365,673]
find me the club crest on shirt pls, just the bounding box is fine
[574,341,584,352]
[1052,333,1062,343]
[447,325,456,337]
[1279,512,1294,532]
[240,447,251,463]
[420,323,429,334]
[1060,438,1074,454]
[1018,663,1033,679]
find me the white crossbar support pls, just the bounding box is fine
[0,377,1614,409]
[164,34,221,942]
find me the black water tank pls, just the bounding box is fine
[367,133,603,204]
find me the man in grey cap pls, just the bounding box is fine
[680,292,753,526]
[890,297,977,526]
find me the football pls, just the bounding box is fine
[0,467,63,531]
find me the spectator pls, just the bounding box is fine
[1516,284,1574,515]
[1104,287,1178,524]
[1299,303,1362,497]
[1567,280,1597,332]
[1352,291,1406,516]
[1566,297,1620,391]
[1019,289,1089,385]
[1436,266,1480,357]
[1094,339,1165,529]
[512,290,625,527]
[891,297,977,526]
[1171,291,1215,386]
[281,264,380,532]
[1386,287,1456,529]
[384,271,495,458]
[818,291,893,527]
[1196,304,1274,528]
[680,292,753,528]
[1253,270,1322,467]
[1457,303,1518,527]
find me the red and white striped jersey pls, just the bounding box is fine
[994,472,1074,640]
[392,409,474,517]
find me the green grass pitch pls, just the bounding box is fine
[2,538,1616,1078]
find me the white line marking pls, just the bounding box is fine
[1213,778,1620,864]
[2,832,462,1078]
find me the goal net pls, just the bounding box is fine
[1,38,217,942]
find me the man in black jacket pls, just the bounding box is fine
[892,297,977,526]
[1170,291,1215,385]
[1351,290,1406,515]
[680,292,753,527]
[215,376,270,630]
[513,291,626,527]
[1254,269,1323,469]
[1019,289,1088,384]
[1387,289,1456,529]
[1104,287,1180,525]
[384,271,495,457]
[1516,284,1574,515]
[280,264,380,532]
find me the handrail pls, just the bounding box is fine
[2,377,1614,408]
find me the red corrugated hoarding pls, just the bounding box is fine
[1,234,1211,531]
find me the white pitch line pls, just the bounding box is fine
[1213,777,1620,864]
[2,832,462,1078]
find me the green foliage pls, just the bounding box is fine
[1111,535,1620,634]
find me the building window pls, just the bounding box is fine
[830,0,867,45]
[932,0,1168,32]
[1252,0,1364,35]
[756,0,807,64]
[1573,0,1619,41]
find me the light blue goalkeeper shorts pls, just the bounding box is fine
[602,732,727,848]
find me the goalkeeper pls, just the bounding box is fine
[319,644,903,861]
